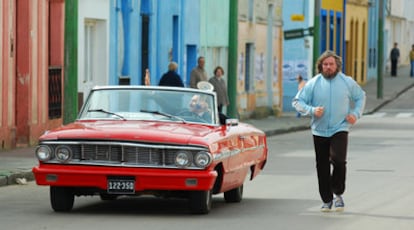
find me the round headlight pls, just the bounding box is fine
[35,145,52,161]
[55,145,72,162]
[194,151,212,168]
[175,151,192,167]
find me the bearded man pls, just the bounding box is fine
[292,50,366,212]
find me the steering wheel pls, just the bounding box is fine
[176,110,208,123]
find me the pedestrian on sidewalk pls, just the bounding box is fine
[292,50,366,212]
[158,62,184,87]
[190,56,208,89]
[209,66,229,113]
[390,42,400,77]
[409,44,414,77]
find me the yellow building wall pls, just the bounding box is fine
[237,20,283,119]
[345,1,369,84]
[322,0,344,12]
[237,0,283,119]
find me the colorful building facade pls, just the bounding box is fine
[108,0,201,88]
[73,0,201,108]
[319,0,345,58]
[199,0,230,88]
[345,0,369,84]
[385,0,414,68]
[366,0,379,82]
[77,0,110,104]
[237,0,283,118]
[282,0,313,112]
[0,0,65,149]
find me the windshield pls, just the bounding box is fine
[78,87,218,125]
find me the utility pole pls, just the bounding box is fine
[377,0,384,99]
[63,0,78,124]
[227,0,238,118]
[312,0,321,76]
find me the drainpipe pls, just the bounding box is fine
[227,0,238,118]
[266,1,275,112]
[312,0,321,76]
[121,0,131,77]
[63,0,78,124]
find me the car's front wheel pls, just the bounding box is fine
[189,190,212,214]
[50,186,74,212]
[224,184,243,203]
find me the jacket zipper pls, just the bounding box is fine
[327,79,332,136]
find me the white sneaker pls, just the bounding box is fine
[320,201,332,212]
[334,195,344,212]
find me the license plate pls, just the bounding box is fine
[107,177,135,194]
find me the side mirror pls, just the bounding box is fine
[221,118,239,133]
[226,119,239,127]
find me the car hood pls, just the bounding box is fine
[40,120,215,145]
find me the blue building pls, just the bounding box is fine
[366,0,379,82]
[282,0,312,112]
[107,0,200,87]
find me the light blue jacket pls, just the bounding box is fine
[292,73,366,137]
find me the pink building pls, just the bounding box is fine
[0,0,65,149]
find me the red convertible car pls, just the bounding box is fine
[32,85,267,214]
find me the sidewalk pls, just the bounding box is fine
[1,65,413,187]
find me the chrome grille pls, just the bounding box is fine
[43,141,207,169]
[124,146,162,165]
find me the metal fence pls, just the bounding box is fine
[48,66,62,119]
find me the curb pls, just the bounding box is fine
[264,124,310,137]
[365,82,414,115]
[0,171,34,187]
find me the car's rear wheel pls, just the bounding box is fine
[50,186,74,212]
[189,190,212,214]
[224,184,243,203]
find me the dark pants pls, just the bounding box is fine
[391,59,398,76]
[313,132,348,203]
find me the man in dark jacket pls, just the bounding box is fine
[390,42,400,77]
[159,62,184,87]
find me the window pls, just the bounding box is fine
[84,20,96,83]
[245,43,254,92]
